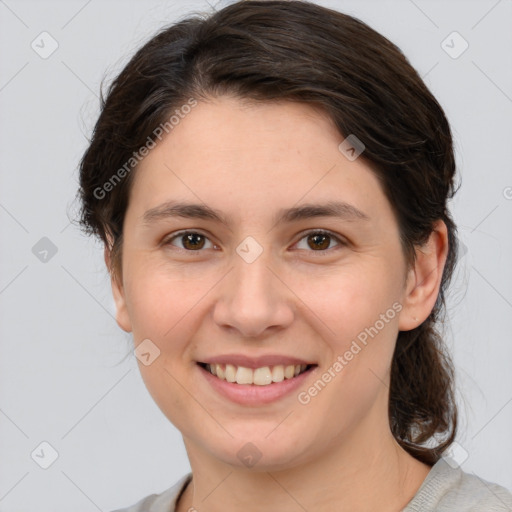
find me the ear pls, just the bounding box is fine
[104,243,132,333]
[398,219,449,331]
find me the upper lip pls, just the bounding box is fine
[198,354,316,369]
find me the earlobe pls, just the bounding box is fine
[398,220,449,332]
[104,245,132,333]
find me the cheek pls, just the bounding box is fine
[310,264,394,333]
[123,262,205,339]
[136,359,198,439]
[314,263,401,386]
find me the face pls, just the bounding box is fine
[110,96,420,470]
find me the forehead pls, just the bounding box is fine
[127,96,393,230]
[155,96,342,163]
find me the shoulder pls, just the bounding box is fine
[404,457,512,512]
[110,473,192,512]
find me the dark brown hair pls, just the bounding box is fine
[77,0,460,466]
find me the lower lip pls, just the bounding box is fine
[198,364,316,406]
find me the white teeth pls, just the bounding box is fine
[284,365,295,379]
[204,363,310,385]
[253,366,272,386]
[225,364,236,383]
[271,365,284,382]
[235,366,253,385]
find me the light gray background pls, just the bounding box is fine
[0,0,511,510]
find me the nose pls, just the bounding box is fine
[212,248,294,338]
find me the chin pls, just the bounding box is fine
[202,429,315,472]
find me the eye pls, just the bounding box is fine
[163,230,216,251]
[162,229,346,254]
[294,230,345,253]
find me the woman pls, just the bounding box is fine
[77,1,512,510]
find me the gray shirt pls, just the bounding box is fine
[111,457,512,511]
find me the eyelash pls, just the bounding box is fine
[162,229,346,256]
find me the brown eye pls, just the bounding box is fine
[182,233,205,250]
[295,230,344,252]
[307,233,330,250]
[164,231,214,251]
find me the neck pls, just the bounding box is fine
[177,417,431,512]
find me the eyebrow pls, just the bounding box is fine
[141,200,370,227]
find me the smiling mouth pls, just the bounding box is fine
[198,362,316,386]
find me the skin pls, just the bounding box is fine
[106,95,448,511]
